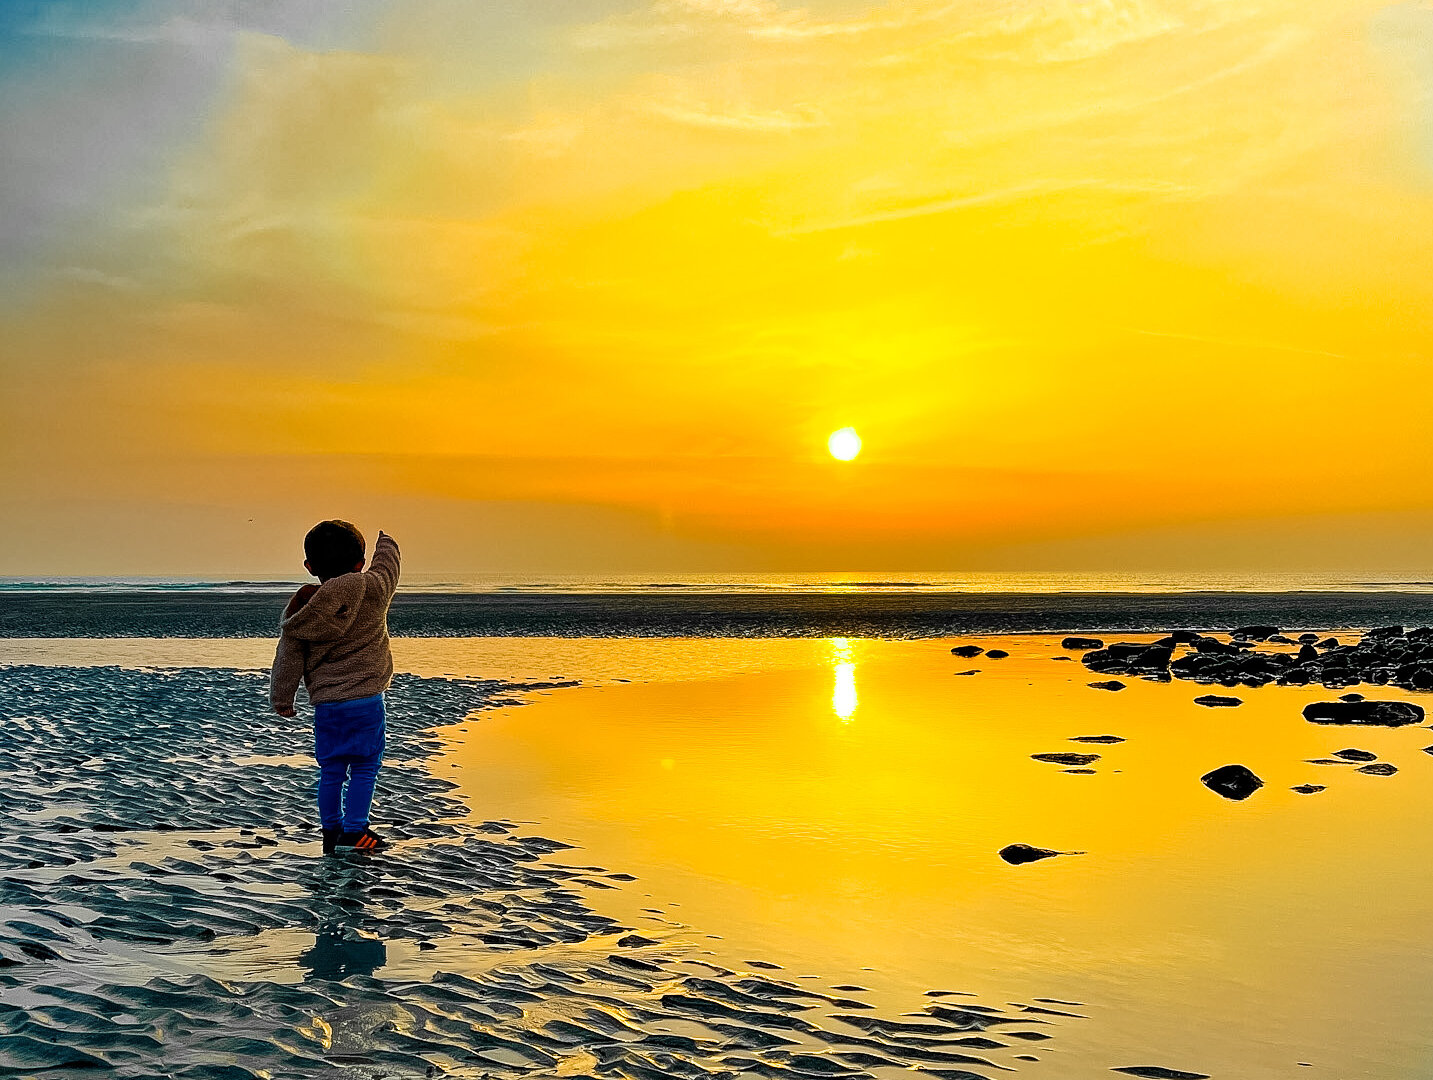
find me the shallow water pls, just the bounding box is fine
[5,635,1433,1078]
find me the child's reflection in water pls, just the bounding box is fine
[299,862,389,982]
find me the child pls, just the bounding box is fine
[270,520,400,854]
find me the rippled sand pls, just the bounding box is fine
[0,662,1095,1079]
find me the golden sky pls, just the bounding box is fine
[4,0,1433,576]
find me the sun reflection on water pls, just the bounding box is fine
[830,637,857,721]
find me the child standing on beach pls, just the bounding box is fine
[270,521,400,855]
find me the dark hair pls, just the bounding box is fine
[304,520,366,581]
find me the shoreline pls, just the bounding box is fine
[4,588,1433,637]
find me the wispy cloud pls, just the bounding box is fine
[778,178,1196,234]
[646,99,826,131]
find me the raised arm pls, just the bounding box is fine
[367,530,401,600]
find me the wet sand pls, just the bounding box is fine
[0,655,1096,1079]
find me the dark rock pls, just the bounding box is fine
[1200,764,1263,801]
[1303,700,1424,727]
[1358,762,1398,776]
[1319,637,1340,649]
[1032,752,1100,766]
[1422,746,1433,756]
[1291,784,1326,794]
[1366,625,1406,640]
[951,645,983,658]
[1062,636,1104,650]
[1268,635,1294,644]
[1298,633,1320,644]
[1112,1067,1211,1079]
[617,933,659,947]
[1166,630,1203,643]
[999,844,1064,865]
[1331,748,1377,762]
[953,669,980,676]
[1339,692,1365,702]
[1234,624,1279,640]
[1084,644,1173,672]
[986,649,1009,659]
[1193,637,1239,655]
[1193,694,1242,707]
[1071,735,1126,743]
[1063,768,1096,774]
[1088,680,1125,692]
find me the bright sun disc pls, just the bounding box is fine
[828,427,862,461]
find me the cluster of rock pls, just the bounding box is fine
[1075,625,1433,693]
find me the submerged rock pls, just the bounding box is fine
[1071,735,1126,743]
[1303,700,1424,727]
[951,645,984,658]
[1358,762,1398,776]
[1088,680,1125,692]
[1032,752,1100,766]
[1291,784,1326,794]
[999,844,1064,865]
[1331,748,1377,762]
[986,649,1009,659]
[1062,636,1104,650]
[1200,764,1264,801]
[1112,1068,1211,1080]
[1193,694,1242,707]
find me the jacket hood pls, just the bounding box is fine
[280,573,366,641]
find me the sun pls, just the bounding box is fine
[827,427,862,461]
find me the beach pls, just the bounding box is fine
[4,602,1433,1077]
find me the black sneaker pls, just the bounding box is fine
[321,828,343,854]
[336,828,387,853]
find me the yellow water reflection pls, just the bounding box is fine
[442,635,1433,1079]
[830,637,857,722]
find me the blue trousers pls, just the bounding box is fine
[314,694,385,833]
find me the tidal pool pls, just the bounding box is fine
[427,635,1433,1079]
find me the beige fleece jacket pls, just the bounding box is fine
[269,532,400,711]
